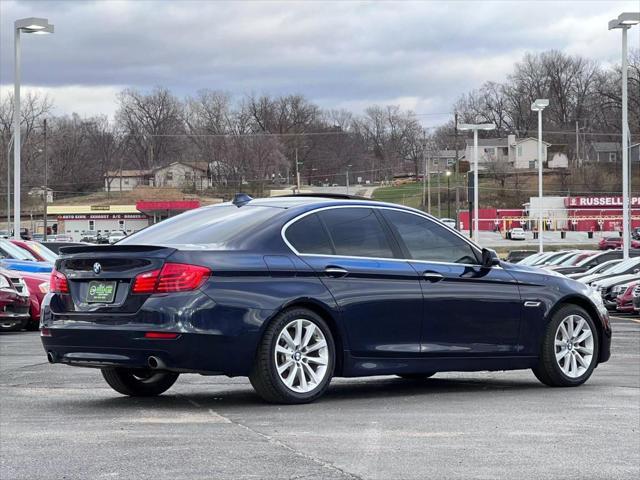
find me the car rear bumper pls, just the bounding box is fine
[41,329,256,375]
[40,292,272,376]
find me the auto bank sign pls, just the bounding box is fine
[565,196,640,208]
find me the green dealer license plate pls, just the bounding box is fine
[86,281,117,303]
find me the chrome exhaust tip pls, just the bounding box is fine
[47,351,57,364]
[147,356,166,370]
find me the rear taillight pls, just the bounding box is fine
[132,263,210,294]
[131,269,161,294]
[50,269,69,294]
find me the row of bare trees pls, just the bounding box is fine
[0,89,428,202]
[0,49,636,205]
[434,49,639,158]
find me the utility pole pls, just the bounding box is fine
[454,112,460,228]
[437,159,441,218]
[43,119,48,240]
[427,142,432,215]
[422,129,427,209]
[575,120,580,168]
[295,147,301,193]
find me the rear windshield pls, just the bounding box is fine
[120,204,284,247]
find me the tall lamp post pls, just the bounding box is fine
[609,12,639,260]
[13,17,54,239]
[446,170,452,219]
[531,99,549,254]
[458,123,496,243]
[345,164,352,195]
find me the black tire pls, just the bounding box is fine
[397,372,436,380]
[249,308,335,404]
[532,304,599,387]
[25,320,40,331]
[101,367,179,396]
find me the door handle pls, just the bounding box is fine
[324,266,349,278]
[422,272,444,282]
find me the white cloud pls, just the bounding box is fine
[0,0,638,125]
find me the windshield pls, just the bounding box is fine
[547,252,575,266]
[120,204,285,247]
[586,260,621,275]
[608,258,640,274]
[26,242,57,263]
[518,253,543,265]
[0,240,37,261]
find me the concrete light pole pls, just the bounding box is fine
[531,99,549,254]
[13,17,54,239]
[609,12,639,260]
[458,123,496,243]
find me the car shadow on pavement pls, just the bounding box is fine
[75,375,545,412]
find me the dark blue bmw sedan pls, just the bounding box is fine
[41,195,611,404]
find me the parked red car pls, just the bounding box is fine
[616,281,639,314]
[9,240,57,263]
[0,268,31,332]
[598,237,640,250]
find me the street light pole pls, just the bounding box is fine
[532,99,549,254]
[346,164,352,195]
[13,17,54,239]
[609,12,639,260]
[6,135,12,232]
[458,123,496,243]
[446,170,452,219]
[43,118,48,240]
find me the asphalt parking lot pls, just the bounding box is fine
[1,317,638,480]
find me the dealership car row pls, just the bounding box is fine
[2,223,639,334]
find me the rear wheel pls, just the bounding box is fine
[532,305,599,387]
[250,308,335,404]
[397,372,436,380]
[101,367,179,396]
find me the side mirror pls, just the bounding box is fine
[482,248,500,268]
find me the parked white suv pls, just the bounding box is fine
[107,231,127,244]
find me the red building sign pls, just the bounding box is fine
[565,196,640,208]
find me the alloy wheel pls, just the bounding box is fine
[274,319,329,393]
[554,314,594,378]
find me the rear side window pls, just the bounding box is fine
[285,214,333,255]
[120,205,283,247]
[319,208,394,258]
[382,210,479,264]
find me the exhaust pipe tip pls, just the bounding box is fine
[47,351,56,364]
[147,356,165,370]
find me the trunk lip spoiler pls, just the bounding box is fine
[58,244,177,256]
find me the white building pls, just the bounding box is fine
[153,162,210,190]
[104,169,153,192]
[465,135,554,170]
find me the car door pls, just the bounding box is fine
[284,207,423,357]
[379,209,523,356]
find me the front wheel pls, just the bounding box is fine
[532,305,599,387]
[101,368,179,396]
[250,308,335,404]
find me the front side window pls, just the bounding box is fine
[285,214,333,255]
[319,208,394,258]
[382,210,478,264]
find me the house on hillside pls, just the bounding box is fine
[153,162,211,191]
[428,150,461,173]
[464,135,555,170]
[104,169,154,192]
[587,142,640,163]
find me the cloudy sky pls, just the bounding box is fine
[0,0,638,126]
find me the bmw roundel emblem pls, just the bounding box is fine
[93,262,102,275]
